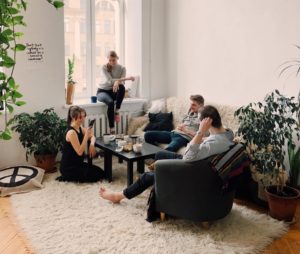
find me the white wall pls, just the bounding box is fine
[125,0,167,99]
[0,0,65,167]
[165,0,300,106]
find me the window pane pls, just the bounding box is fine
[64,0,89,97]
[95,0,118,92]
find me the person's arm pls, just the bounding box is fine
[67,128,92,156]
[89,135,96,158]
[183,118,212,161]
[102,65,115,85]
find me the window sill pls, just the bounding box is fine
[63,97,147,109]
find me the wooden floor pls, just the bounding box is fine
[0,197,300,254]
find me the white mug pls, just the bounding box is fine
[103,134,115,144]
[133,143,142,153]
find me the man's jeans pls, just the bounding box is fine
[144,131,189,152]
[123,150,182,199]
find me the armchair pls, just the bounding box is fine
[154,159,235,222]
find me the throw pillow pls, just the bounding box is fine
[145,98,166,114]
[0,165,45,197]
[144,112,173,131]
[210,143,251,189]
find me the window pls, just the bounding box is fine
[104,20,111,34]
[64,0,122,99]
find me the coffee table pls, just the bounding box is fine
[94,138,164,186]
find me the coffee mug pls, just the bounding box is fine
[133,143,142,153]
[91,96,97,103]
[103,134,116,144]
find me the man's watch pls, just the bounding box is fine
[196,130,202,136]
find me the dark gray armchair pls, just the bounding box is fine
[154,158,235,222]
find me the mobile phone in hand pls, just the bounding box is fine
[88,119,96,128]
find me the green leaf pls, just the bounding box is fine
[0,72,6,80]
[1,129,12,140]
[14,32,24,37]
[2,55,15,68]
[6,104,14,113]
[15,44,26,51]
[53,1,64,9]
[8,7,19,15]
[15,101,26,106]
[0,33,9,45]
[2,29,13,37]
[8,77,16,88]
[12,91,23,99]
[21,0,27,10]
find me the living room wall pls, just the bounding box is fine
[165,0,300,106]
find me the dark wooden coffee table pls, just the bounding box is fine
[94,138,164,186]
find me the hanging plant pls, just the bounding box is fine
[0,0,64,140]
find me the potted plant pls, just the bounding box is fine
[10,108,68,173]
[235,90,300,222]
[66,54,76,105]
[288,142,300,189]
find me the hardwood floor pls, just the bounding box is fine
[0,197,300,253]
[0,197,34,254]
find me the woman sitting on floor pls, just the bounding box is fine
[57,106,104,183]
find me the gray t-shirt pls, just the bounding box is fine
[183,129,234,161]
[99,64,126,90]
[172,112,200,141]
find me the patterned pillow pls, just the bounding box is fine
[0,165,45,197]
[210,143,250,185]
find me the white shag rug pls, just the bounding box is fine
[10,161,288,254]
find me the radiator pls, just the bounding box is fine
[85,111,130,137]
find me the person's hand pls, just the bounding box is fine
[113,81,119,93]
[129,76,135,81]
[85,127,93,139]
[176,123,185,131]
[199,117,212,133]
[89,145,96,158]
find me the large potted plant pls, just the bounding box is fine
[235,90,300,222]
[66,55,76,105]
[10,108,67,173]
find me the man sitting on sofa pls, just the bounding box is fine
[144,94,205,152]
[99,105,234,204]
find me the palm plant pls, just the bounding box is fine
[279,44,300,123]
[288,143,300,188]
[67,54,76,84]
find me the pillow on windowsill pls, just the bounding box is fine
[144,112,173,132]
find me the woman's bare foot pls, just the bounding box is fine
[99,187,124,203]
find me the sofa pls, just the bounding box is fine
[128,97,239,154]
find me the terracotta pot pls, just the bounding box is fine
[66,82,75,105]
[265,185,300,222]
[34,153,57,173]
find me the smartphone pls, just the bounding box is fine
[88,119,96,128]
